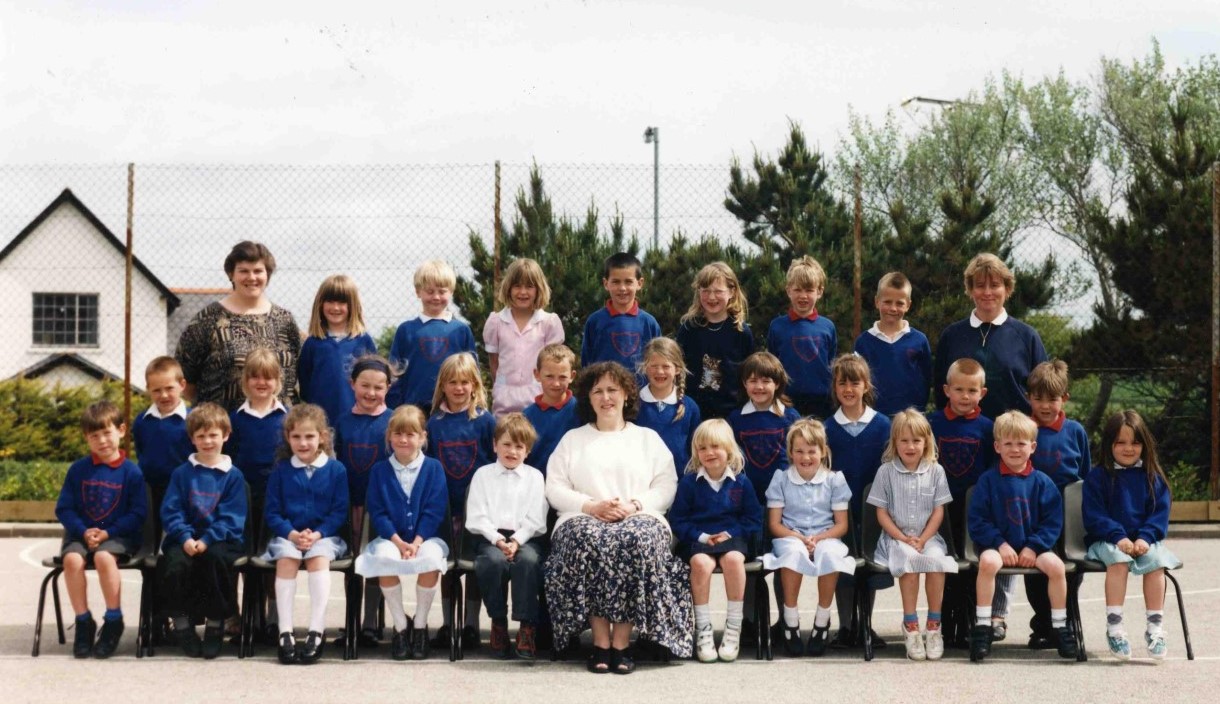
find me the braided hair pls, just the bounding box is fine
[639,337,688,422]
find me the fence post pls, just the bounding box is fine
[1211,162,1218,499]
[852,163,862,340]
[124,163,134,452]
[494,161,502,295]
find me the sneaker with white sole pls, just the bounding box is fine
[1106,630,1131,660]
[904,629,926,661]
[1146,631,1167,661]
[718,622,741,662]
[695,624,717,663]
[924,630,944,660]
[991,618,1007,642]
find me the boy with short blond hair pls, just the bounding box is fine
[522,344,580,475]
[967,410,1076,662]
[767,255,837,419]
[387,259,477,413]
[579,252,661,373]
[56,401,148,658]
[853,272,932,415]
[133,356,193,523]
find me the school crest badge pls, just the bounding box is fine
[82,479,123,523]
[190,490,222,520]
[790,336,822,363]
[1033,449,1062,480]
[439,440,478,480]
[938,438,980,479]
[345,443,379,476]
[740,428,783,470]
[1005,497,1032,525]
[610,332,641,359]
[418,337,450,363]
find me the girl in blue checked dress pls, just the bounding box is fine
[261,404,349,664]
[1083,410,1181,661]
[636,337,701,477]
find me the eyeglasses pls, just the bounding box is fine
[699,288,731,298]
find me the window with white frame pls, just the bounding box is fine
[32,293,99,347]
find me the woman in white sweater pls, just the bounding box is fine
[545,361,693,673]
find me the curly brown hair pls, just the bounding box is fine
[573,361,639,425]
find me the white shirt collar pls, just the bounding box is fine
[866,320,911,342]
[144,401,188,420]
[640,385,678,405]
[494,461,525,476]
[237,399,287,419]
[496,308,546,326]
[786,466,831,485]
[189,453,233,473]
[740,400,786,416]
[419,310,454,324]
[834,406,878,426]
[389,453,425,472]
[696,467,736,490]
[892,458,933,475]
[290,451,329,469]
[969,308,1009,328]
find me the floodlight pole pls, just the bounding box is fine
[644,126,659,251]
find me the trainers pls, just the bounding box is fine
[1028,630,1057,650]
[201,623,224,659]
[72,618,97,659]
[93,618,124,659]
[1054,626,1078,659]
[991,618,1007,642]
[390,626,412,661]
[490,620,511,659]
[177,627,202,658]
[1106,630,1132,660]
[925,630,944,661]
[904,628,926,661]
[806,626,830,657]
[277,632,299,664]
[718,622,741,662]
[695,624,717,662]
[1146,631,1167,661]
[515,623,537,660]
[411,625,431,660]
[969,624,993,662]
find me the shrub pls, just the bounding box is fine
[0,378,126,462]
[1165,461,1209,502]
[0,460,69,501]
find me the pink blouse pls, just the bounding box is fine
[483,308,565,418]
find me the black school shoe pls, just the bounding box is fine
[72,618,97,658]
[201,623,224,659]
[829,627,854,649]
[969,624,993,662]
[806,626,830,657]
[299,631,324,664]
[411,626,431,660]
[390,625,412,661]
[781,625,804,657]
[1055,626,1078,659]
[92,619,124,659]
[278,633,299,665]
[177,628,202,658]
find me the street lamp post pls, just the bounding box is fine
[644,126,659,251]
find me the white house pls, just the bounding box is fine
[0,189,179,387]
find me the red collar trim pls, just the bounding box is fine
[944,404,981,421]
[1037,411,1065,432]
[1000,459,1035,477]
[606,300,639,317]
[788,308,819,321]
[535,390,573,411]
[91,451,128,468]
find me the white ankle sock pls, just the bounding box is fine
[814,605,831,628]
[307,570,330,633]
[783,605,800,628]
[1146,610,1164,635]
[274,577,296,634]
[415,584,438,629]
[694,604,711,630]
[976,605,992,627]
[1051,608,1067,629]
[381,583,408,632]
[726,600,744,628]
[1106,606,1124,636]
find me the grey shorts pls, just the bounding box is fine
[61,538,137,561]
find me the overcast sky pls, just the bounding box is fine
[2,0,1216,166]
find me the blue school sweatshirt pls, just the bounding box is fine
[676,319,754,419]
[333,409,391,507]
[298,333,378,426]
[1033,413,1092,489]
[160,457,248,550]
[425,407,497,513]
[1082,464,1172,546]
[635,393,702,477]
[365,456,448,543]
[522,393,580,477]
[967,463,1062,553]
[579,301,662,371]
[56,453,147,544]
[263,456,350,541]
[226,404,287,496]
[728,403,803,503]
[766,310,838,400]
[927,407,995,501]
[132,406,193,486]
[933,315,1048,419]
[386,316,477,409]
[668,472,763,549]
[825,409,892,519]
[853,326,933,415]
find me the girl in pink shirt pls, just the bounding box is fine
[483,258,565,418]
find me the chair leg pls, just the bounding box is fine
[136,570,149,658]
[1166,571,1193,661]
[861,584,875,662]
[50,571,65,645]
[1068,574,1087,662]
[451,572,463,662]
[760,573,773,660]
[32,568,61,657]
[752,573,764,661]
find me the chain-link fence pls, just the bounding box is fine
[0,162,1215,496]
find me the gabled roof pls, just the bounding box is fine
[11,352,125,386]
[0,188,180,313]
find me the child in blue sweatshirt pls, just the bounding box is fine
[159,403,248,660]
[133,357,192,532]
[853,272,932,415]
[668,419,762,662]
[1083,410,1180,662]
[261,404,350,664]
[967,411,1075,662]
[57,401,147,659]
[522,344,580,475]
[767,255,837,419]
[226,347,287,517]
[636,337,702,477]
[727,351,802,504]
[579,251,661,375]
[297,274,378,428]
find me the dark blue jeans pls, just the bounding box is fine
[474,537,544,623]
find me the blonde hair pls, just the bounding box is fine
[638,337,688,422]
[186,402,232,437]
[786,418,832,469]
[785,255,826,291]
[386,405,428,439]
[536,343,576,372]
[241,347,283,398]
[414,259,457,290]
[432,353,487,419]
[145,355,184,383]
[282,404,335,457]
[685,419,744,475]
[883,409,937,464]
[963,253,1015,295]
[993,410,1038,443]
[497,258,551,312]
[494,412,537,449]
[946,357,985,385]
[681,262,749,332]
[831,353,876,409]
[308,274,367,338]
[1027,359,1070,399]
[876,272,912,299]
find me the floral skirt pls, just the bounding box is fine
[545,514,693,657]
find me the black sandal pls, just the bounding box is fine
[587,646,611,673]
[610,647,635,674]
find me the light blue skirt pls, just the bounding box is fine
[762,537,856,577]
[874,534,958,577]
[260,536,347,562]
[355,537,449,577]
[1086,541,1181,575]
